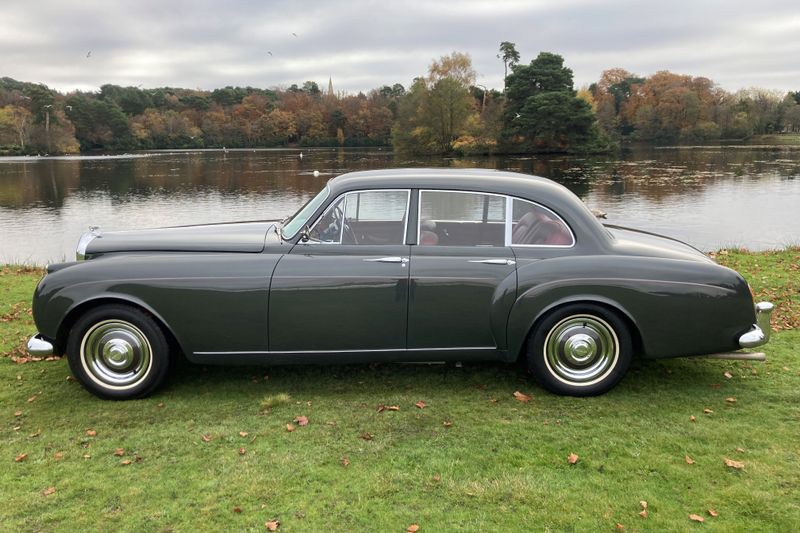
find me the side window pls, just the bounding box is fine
[419,191,505,247]
[511,198,574,246]
[308,190,409,245]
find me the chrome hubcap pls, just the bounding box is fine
[544,314,619,385]
[80,320,152,389]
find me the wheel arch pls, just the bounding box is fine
[510,295,644,363]
[55,296,186,359]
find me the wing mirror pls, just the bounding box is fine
[300,225,310,242]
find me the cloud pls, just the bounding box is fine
[1,0,797,94]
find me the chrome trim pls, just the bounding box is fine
[194,346,497,356]
[79,319,153,390]
[27,334,54,357]
[76,226,101,260]
[543,314,619,386]
[705,351,766,361]
[739,301,774,348]
[468,259,516,266]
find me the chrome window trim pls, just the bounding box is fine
[416,190,575,248]
[304,189,411,246]
[195,346,497,355]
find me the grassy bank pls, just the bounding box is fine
[747,134,800,146]
[2,251,798,531]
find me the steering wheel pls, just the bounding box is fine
[328,204,358,244]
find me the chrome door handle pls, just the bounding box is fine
[469,259,516,266]
[364,256,409,264]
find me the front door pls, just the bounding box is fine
[269,189,411,353]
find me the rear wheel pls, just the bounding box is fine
[527,304,632,396]
[66,304,170,400]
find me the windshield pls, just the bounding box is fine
[281,185,330,239]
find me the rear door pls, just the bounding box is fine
[408,190,517,350]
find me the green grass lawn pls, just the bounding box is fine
[2,252,798,532]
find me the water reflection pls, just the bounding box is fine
[1,147,799,264]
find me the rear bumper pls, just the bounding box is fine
[738,302,774,349]
[27,334,54,357]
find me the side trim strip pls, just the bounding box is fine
[194,346,497,356]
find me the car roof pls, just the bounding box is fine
[328,168,573,202]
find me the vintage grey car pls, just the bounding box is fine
[27,168,773,399]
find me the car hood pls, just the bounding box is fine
[83,221,278,256]
[605,225,714,263]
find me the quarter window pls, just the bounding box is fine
[511,198,574,246]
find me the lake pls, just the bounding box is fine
[1,146,799,265]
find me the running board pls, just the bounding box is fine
[704,351,766,361]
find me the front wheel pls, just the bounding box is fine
[66,304,170,400]
[527,304,632,396]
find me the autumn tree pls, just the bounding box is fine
[498,41,520,83]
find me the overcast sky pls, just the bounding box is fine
[2,0,799,95]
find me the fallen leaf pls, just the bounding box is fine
[639,510,648,518]
[640,501,648,510]
[723,371,733,379]
[513,391,532,403]
[120,459,132,466]
[690,415,696,422]
[238,447,246,455]
[29,429,41,438]
[708,509,718,517]
[688,514,704,522]
[12,426,21,431]
[735,447,745,453]
[42,487,56,497]
[14,410,22,417]
[239,431,248,437]
[201,434,211,442]
[568,453,579,465]
[15,453,27,462]
[685,455,696,465]
[27,395,38,403]
[265,519,280,531]
[341,456,350,467]
[703,408,713,414]
[294,416,309,426]
[157,402,165,408]
[359,432,373,440]
[233,506,242,513]
[134,454,143,463]
[113,448,125,457]
[725,397,737,404]
[407,525,420,532]
[724,458,744,469]
[82,454,91,459]
[66,375,76,382]
[53,452,63,461]
[615,524,624,530]
[433,473,441,482]
[386,405,400,411]
[415,400,426,409]
[442,420,453,428]
[286,423,295,432]
[86,429,97,437]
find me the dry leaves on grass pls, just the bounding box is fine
[53,452,63,461]
[293,416,309,426]
[15,453,28,462]
[238,448,246,456]
[359,432,373,441]
[415,400,426,409]
[201,434,212,442]
[513,391,532,403]
[639,500,648,518]
[724,458,744,469]
[285,424,295,433]
[703,408,713,414]
[239,431,248,437]
[725,397,737,404]
[689,514,704,522]
[14,410,22,417]
[723,371,733,379]
[407,525,420,532]
[27,394,38,403]
[377,404,400,413]
[120,459,132,466]
[42,487,56,497]
[442,420,453,428]
[568,453,579,465]
[690,415,696,422]
[86,429,97,437]
[708,509,719,517]
[233,506,242,513]
[341,457,350,467]
[113,448,125,457]
[685,455,696,465]
[265,519,280,530]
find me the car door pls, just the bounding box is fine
[408,190,518,351]
[269,189,411,353]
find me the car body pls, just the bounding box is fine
[27,168,773,399]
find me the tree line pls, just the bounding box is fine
[1,43,798,156]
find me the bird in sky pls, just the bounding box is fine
[292,32,297,37]
[86,51,91,58]
[267,51,273,56]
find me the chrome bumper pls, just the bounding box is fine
[27,334,54,357]
[738,301,774,349]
